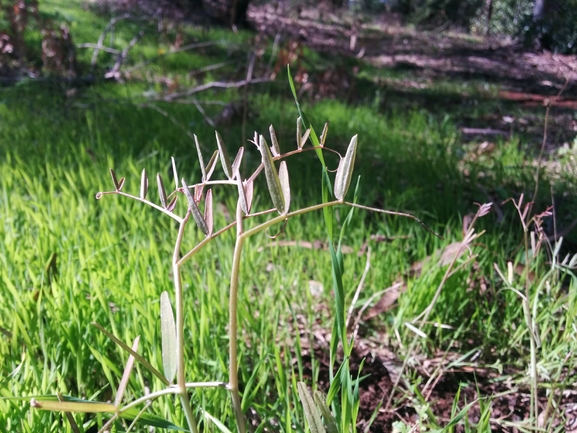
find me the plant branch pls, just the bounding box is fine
[173,212,199,433]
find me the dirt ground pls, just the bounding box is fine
[247,4,577,431]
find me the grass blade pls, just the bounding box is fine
[91,322,169,386]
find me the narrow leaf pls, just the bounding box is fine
[160,291,177,383]
[269,125,280,156]
[205,150,219,181]
[297,382,325,433]
[91,322,169,386]
[231,146,245,177]
[296,117,302,149]
[31,398,115,413]
[300,128,311,149]
[320,122,329,147]
[194,134,207,182]
[171,157,179,191]
[259,134,285,214]
[333,135,358,201]
[139,169,148,199]
[182,178,209,236]
[204,189,213,235]
[109,169,120,190]
[28,395,187,430]
[278,161,290,215]
[313,391,338,433]
[215,131,233,179]
[117,177,126,191]
[157,173,168,208]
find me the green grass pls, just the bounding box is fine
[1,1,576,431]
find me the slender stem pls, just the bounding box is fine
[118,388,180,414]
[229,203,246,433]
[96,190,183,223]
[173,212,199,433]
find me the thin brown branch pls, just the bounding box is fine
[161,77,272,101]
[91,13,131,69]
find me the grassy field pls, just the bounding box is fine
[1,1,576,432]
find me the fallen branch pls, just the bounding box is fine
[161,77,272,101]
[105,30,145,81]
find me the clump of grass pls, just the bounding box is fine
[11,73,440,431]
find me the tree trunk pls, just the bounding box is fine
[201,0,251,26]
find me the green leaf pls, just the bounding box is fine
[334,135,358,201]
[259,134,285,214]
[160,291,177,383]
[182,178,209,236]
[297,383,325,433]
[26,395,188,431]
[215,131,233,179]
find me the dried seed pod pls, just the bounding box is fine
[194,134,207,182]
[205,150,219,182]
[334,135,358,201]
[182,178,209,236]
[171,157,179,190]
[139,169,148,199]
[215,131,233,179]
[236,169,249,215]
[320,122,329,147]
[296,117,302,149]
[269,125,280,156]
[204,189,213,235]
[300,128,311,149]
[279,161,290,215]
[259,134,285,214]
[231,146,245,178]
[110,168,120,190]
[157,173,168,208]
